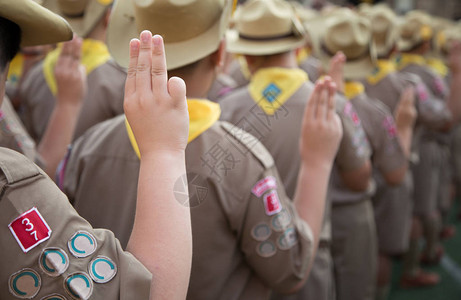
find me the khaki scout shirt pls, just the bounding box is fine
[61,115,315,299]
[0,147,151,299]
[19,59,125,143]
[298,56,321,83]
[0,96,42,166]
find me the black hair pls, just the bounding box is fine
[0,16,21,72]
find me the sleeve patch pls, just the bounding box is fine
[9,268,41,299]
[8,207,52,253]
[252,176,277,197]
[263,190,282,216]
[382,116,397,139]
[344,102,361,126]
[416,83,428,103]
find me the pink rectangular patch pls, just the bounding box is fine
[252,176,277,197]
[8,207,52,253]
[263,190,282,216]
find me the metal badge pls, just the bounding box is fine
[39,248,69,277]
[64,272,93,300]
[9,268,41,299]
[88,256,117,283]
[256,240,277,258]
[67,231,97,258]
[40,294,67,300]
[251,223,272,241]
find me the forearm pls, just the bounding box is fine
[397,127,413,159]
[447,72,461,124]
[38,102,81,177]
[127,152,192,300]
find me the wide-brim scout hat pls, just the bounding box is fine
[366,4,398,58]
[108,0,232,70]
[42,0,112,38]
[306,8,376,79]
[397,12,433,52]
[434,25,461,58]
[226,0,307,56]
[0,0,72,47]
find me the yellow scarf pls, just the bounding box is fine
[394,53,426,71]
[125,99,221,158]
[7,53,24,85]
[344,81,365,100]
[43,39,111,95]
[366,59,396,85]
[296,47,312,65]
[248,68,308,115]
[426,57,448,78]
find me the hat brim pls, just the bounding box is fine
[225,29,307,55]
[306,16,375,80]
[107,0,230,70]
[0,0,72,47]
[42,0,109,38]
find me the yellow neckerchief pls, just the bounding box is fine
[344,81,365,100]
[43,39,111,95]
[248,67,308,115]
[394,53,426,71]
[296,47,312,65]
[426,57,448,78]
[7,53,24,85]
[125,99,221,158]
[366,59,396,85]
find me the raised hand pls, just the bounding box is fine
[300,76,343,167]
[124,30,189,157]
[327,51,346,93]
[395,86,417,131]
[54,35,86,106]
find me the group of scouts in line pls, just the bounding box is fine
[1,0,461,299]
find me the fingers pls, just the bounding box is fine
[126,39,140,97]
[151,35,168,95]
[168,77,187,108]
[315,77,330,119]
[136,30,153,91]
[305,79,322,120]
[327,80,337,121]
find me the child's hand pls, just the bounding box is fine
[124,31,189,157]
[300,76,343,168]
[327,51,346,93]
[54,35,86,106]
[394,86,417,131]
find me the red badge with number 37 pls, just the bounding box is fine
[9,207,52,253]
[263,190,282,216]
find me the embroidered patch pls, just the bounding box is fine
[252,176,277,197]
[263,190,282,216]
[271,209,292,232]
[64,272,93,300]
[9,207,52,253]
[68,231,97,258]
[382,116,397,139]
[251,223,272,241]
[88,256,117,284]
[416,83,428,103]
[39,248,69,277]
[262,83,281,103]
[9,268,41,299]
[40,294,67,300]
[344,102,361,126]
[256,241,277,258]
[433,77,446,95]
[277,228,298,250]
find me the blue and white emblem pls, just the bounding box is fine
[39,248,69,277]
[68,231,97,258]
[88,256,117,283]
[9,268,41,298]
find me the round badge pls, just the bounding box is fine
[40,294,67,300]
[277,228,298,250]
[271,209,292,232]
[251,223,272,241]
[88,256,117,283]
[256,241,277,258]
[68,231,97,258]
[39,248,69,277]
[64,272,93,300]
[9,268,41,299]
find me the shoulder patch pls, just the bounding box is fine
[220,121,274,169]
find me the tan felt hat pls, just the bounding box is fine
[307,8,376,79]
[397,12,433,52]
[107,0,232,70]
[434,24,461,58]
[365,4,398,58]
[42,0,112,38]
[226,0,307,56]
[0,0,72,47]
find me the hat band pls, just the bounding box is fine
[239,32,295,41]
[321,42,370,62]
[63,12,85,18]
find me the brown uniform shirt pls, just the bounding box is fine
[19,59,125,143]
[61,114,315,299]
[298,56,321,83]
[0,147,151,299]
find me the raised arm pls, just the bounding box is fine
[124,31,192,300]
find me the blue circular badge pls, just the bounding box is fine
[88,256,117,283]
[40,293,67,300]
[68,231,97,258]
[9,268,41,299]
[39,248,69,277]
[64,272,93,300]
